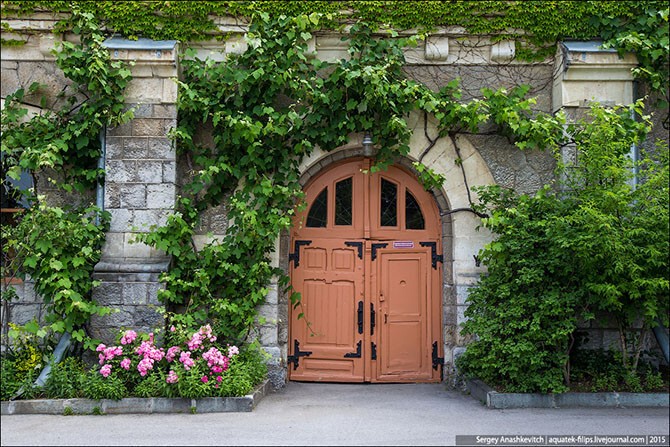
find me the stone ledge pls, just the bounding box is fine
[1,379,270,415]
[466,379,670,409]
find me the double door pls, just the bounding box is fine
[288,159,442,383]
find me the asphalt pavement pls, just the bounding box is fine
[1,381,669,446]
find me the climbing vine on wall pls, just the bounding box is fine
[1,9,133,347]
[132,11,571,342]
[3,0,668,97]
[1,3,666,353]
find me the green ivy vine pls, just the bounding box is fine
[3,1,668,97]
[1,4,666,359]
[1,9,133,348]
[131,12,571,342]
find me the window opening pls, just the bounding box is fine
[380,178,398,227]
[335,177,353,226]
[405,190,425,230]
[306,187,328,227]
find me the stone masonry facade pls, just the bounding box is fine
[1,14,666,387]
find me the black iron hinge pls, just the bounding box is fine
[344,340,362,358]
[345,241,363,260]
[371,243,388,261]
[356,300,364,334]
[420,242,443,269]
[287,339,312,370]
[432,341,444,371]
[288,240,312,268]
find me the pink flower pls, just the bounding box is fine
[179,351,195,370]
[166,370,179,384]
[137,357,155,376]
[201,376,209,383]
[103,346,123,361]
[120,358,131,370]
[166,346,181,362]
[216,375,223,383]
[96,343,106,352]
[120,330,137,345]
[149,347,165,362]
[170,325,176,332]
[100,364,112,378]
[187,332,204,351]
[227,345,239,357]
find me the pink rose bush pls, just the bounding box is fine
[93,325,241,398]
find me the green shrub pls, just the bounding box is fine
[174,363,211,399]
[0,356,40,400]
[81,370,126,400]
[217,343,268,397]
[459,103,668,393]
[133,370,168,398]
[44,357,86,399]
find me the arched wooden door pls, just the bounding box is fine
[288,158,443,383]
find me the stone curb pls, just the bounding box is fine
[466,379,670,409]
[1,379,271,415]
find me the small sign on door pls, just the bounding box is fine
[393,241,415,249]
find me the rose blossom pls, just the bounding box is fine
[179,351,195,370]
[166,346,181,362]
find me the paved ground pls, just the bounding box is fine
[1,382,669,446]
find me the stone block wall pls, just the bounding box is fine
[89,38,180,345]
[3,14,666,385]
[1,280,44,331]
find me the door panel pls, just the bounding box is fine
[290,239,365,382]
[375,247,434,382]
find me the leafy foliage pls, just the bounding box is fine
[0,323,54,400]
[2,203,111,347]
[44,356,87,399]
[3,1,667,96]
[81,369,127,400]
[595,3,669,103]
[1,9,131,349]
[1,9,133,194]
[135,12,566,341]
[458,102,669,393]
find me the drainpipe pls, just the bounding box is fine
[631,80,669,365]
[95,125,106,224]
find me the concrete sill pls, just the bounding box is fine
[1,379,271,415]
[467,379,670,409]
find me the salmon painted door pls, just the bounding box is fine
[373,246,434,381]
[288,238,365,381]
[289,158,442,383]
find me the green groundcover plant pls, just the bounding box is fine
[1,324,267,401]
